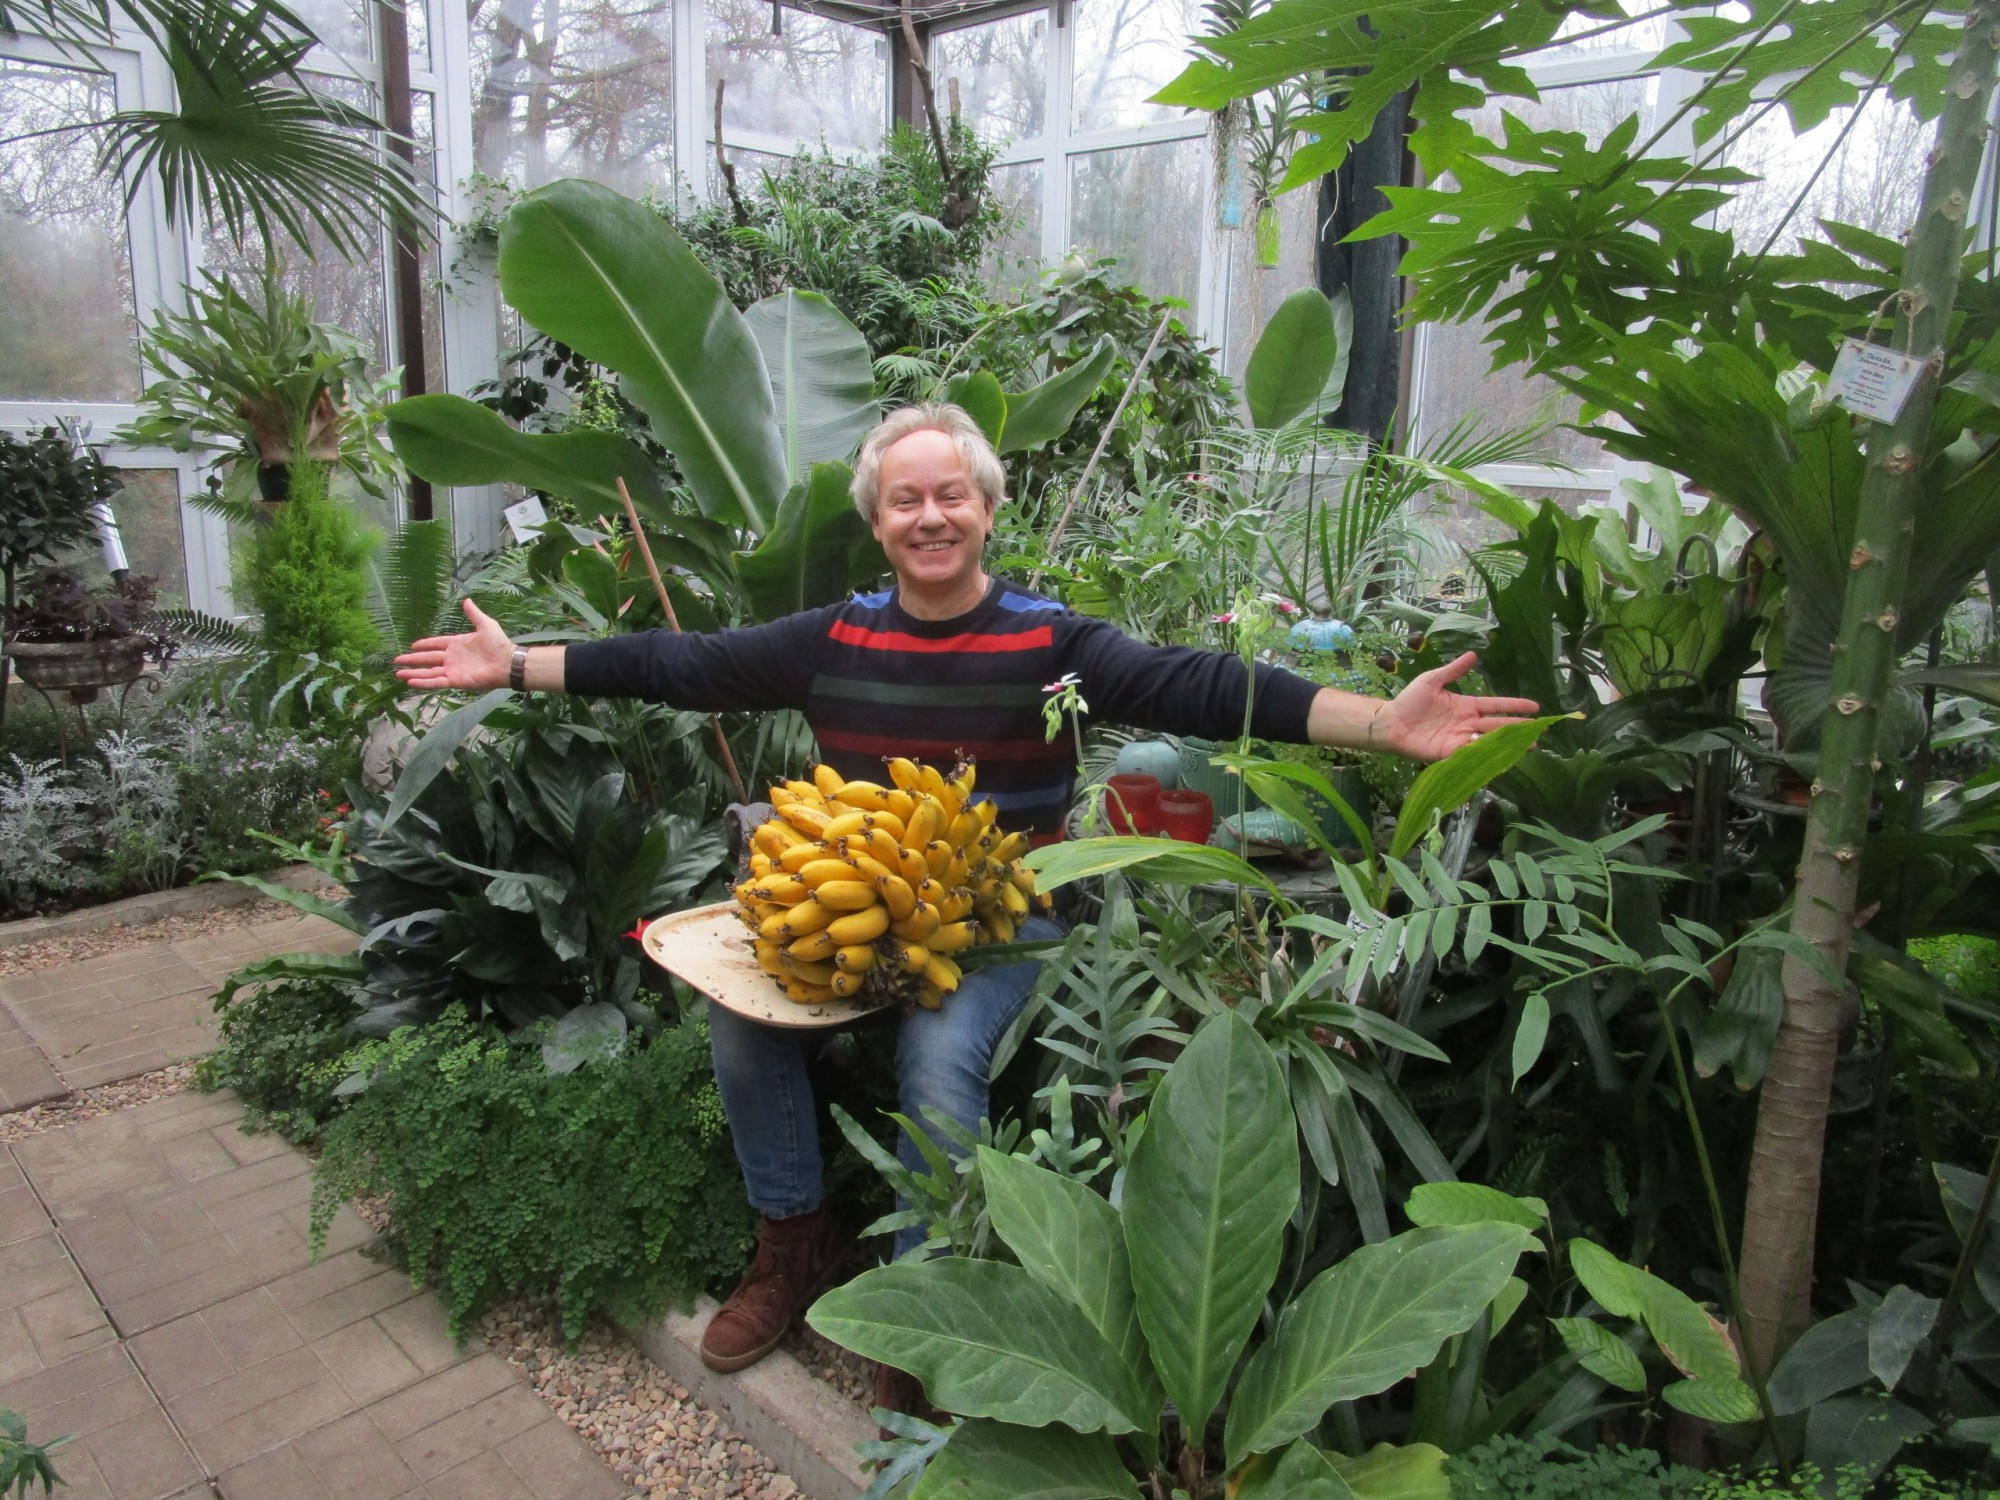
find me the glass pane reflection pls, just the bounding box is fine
[707,0,887,151]
[1068,139,1204,306]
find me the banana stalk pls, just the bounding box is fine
[1736,5,2000,1373]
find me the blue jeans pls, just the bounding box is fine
[709,914,1062,1258]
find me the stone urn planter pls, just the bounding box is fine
[5,635,149,704]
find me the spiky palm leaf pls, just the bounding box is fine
[93,0,433,260]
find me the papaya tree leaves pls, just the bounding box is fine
[806,1259,1154,1434]
[733,461,886,622]
[998,337,1117,454]
[977,1148,1159,1411]
[910,1420,1140,1500]
[743,289,879,481]
[1124,1012,1298,1436]
[1224,1223,1534,1462]
[384,394,668,520]
[499,179,788,530]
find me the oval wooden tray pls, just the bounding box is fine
[641,902,885,1028]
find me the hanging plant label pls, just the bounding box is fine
[1825,338,1925,424]
[502,494,549,543]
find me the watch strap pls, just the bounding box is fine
[509,645,529,692]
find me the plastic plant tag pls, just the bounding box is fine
[1826,338,1925,423]
[503,494,549,543]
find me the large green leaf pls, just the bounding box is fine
[380,688,514,833]
[1245,289,1342,429]
[1389,715,1575,859]
[732,461,886,622]
[1123,1011,1298,1435]
[1234,1440,1358,1500]
[498,179,787,530]
[978,1148,1157,1407]
[944,370,1008,448]
[385,394,668,519]
[743,290,879,481]
[911,1420,1140,1500]
[997,337,1117,454]
[1569,1239,1743,1385]
[1404,1183,1547,1231]
[806,1259,1152,1433]
[1550,1317,1647,1392]
[1225,1223,1534,1461]
[1023,836,1286,904]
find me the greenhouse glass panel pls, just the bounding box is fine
[0,58,140,402]
[1715,93,1927,257]
[1068,139,1204,306]
[294,0,372,61]
[1221,186,1319,381]
[1071,0,1206,132]
[932,12,1046,143]
[469,0,676,196]
[98,471,191,608]
[1528,0,1668,66]
[707,0,888,151]
[406,0,432,69]
[706,142,794,199]
[1412,78,1656,469]
[983,160,1044,295]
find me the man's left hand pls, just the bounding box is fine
[1377,652,1542,762]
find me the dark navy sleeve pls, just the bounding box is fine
[562,607,831,713]
[1055,614,1321,744]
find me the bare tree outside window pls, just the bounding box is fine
[933,12,1045,143]
[1071,0,1205,132]
[706,0,886,152]
[1716,92,1928,256]
[1069,138,1205,304]
[0,58,141,402]
[470,0,677,196]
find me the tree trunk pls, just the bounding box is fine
[1736,4,2000,1376]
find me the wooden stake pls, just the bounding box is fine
[617,477,750,805]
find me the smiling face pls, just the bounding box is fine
[870,427,998,618]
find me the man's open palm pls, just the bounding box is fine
[395,598,514,692]
[1380,652,1542,762]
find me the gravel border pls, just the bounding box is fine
[0,1061,195,1144]
[0,863,340,953]
[478,1297,804,1500]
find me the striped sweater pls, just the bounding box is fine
[564,578,1322,835]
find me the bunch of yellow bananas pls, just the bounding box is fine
[733,757,1048,1008]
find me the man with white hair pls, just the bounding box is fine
[395,402,1538,1382]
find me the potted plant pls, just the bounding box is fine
[0,423,125,741]
[115,268,401,509]
[4,567,169,704]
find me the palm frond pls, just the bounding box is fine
[370,518,454,653]
[97,0,435,260]
[0,0,112,47]
[150,606,259,653]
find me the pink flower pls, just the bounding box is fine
[1211,612,1235,625]
[1276,599,1301,615]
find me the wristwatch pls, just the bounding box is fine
[509,645,530,692]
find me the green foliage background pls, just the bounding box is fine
[236,460,379,665]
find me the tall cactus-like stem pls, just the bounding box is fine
[1737,3,2000,1374]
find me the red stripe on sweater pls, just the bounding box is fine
[826,620,1054,654]
[816,728,1071,763]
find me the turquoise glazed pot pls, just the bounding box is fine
[1113,738,1182,789]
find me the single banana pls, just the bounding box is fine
[889,902,941,942]
[821,810,868,841]
[752,875,811,905]
[753,940,786,974]
[1001,882,1030,917]
[774,897,834,940]
[939,888,975,922]
[862,827,902,868]
[901,798,941,850]
[848,854,894,884]
[894,846,930,885]
[784,977,838,1005]
[834,943,876,974]
[812,764,845,798]
[788,929,838,961]
[828,904,892,944]
[885,757,924,794]
[797,858,857,889]
[753,821,804,857]
[921,954,961,994]
[947,811,981,850]
[783,954,838,986]
[835,779,891,813]
[778,842,823,874]
[991,831,1030,865]
[884,789,917,823]
[815,880,880,912]
[830,969,867,998]
[890,940,930,975]
[916,764,949,803]
[929,920,979,953]
[777,803,832,837]
[783,779,826,805]
[877,874,918,921]
[923,839,954,878]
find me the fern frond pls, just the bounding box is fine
[371,518,454,652]
[151,607,259,653]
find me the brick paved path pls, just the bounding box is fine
[0,916,627,1500]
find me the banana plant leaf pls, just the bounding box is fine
[1245,288,1342,430]
[384,394,669,519]
[744,289,879,481]
[944,370,1007,448]
[733,461,887,622]
[996,337,1118,454]
[499,178,788,531]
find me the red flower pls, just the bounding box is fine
[625,918,651,943]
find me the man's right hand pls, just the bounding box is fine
[395,598,514,691]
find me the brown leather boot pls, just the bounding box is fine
[700,1209,841,1373]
